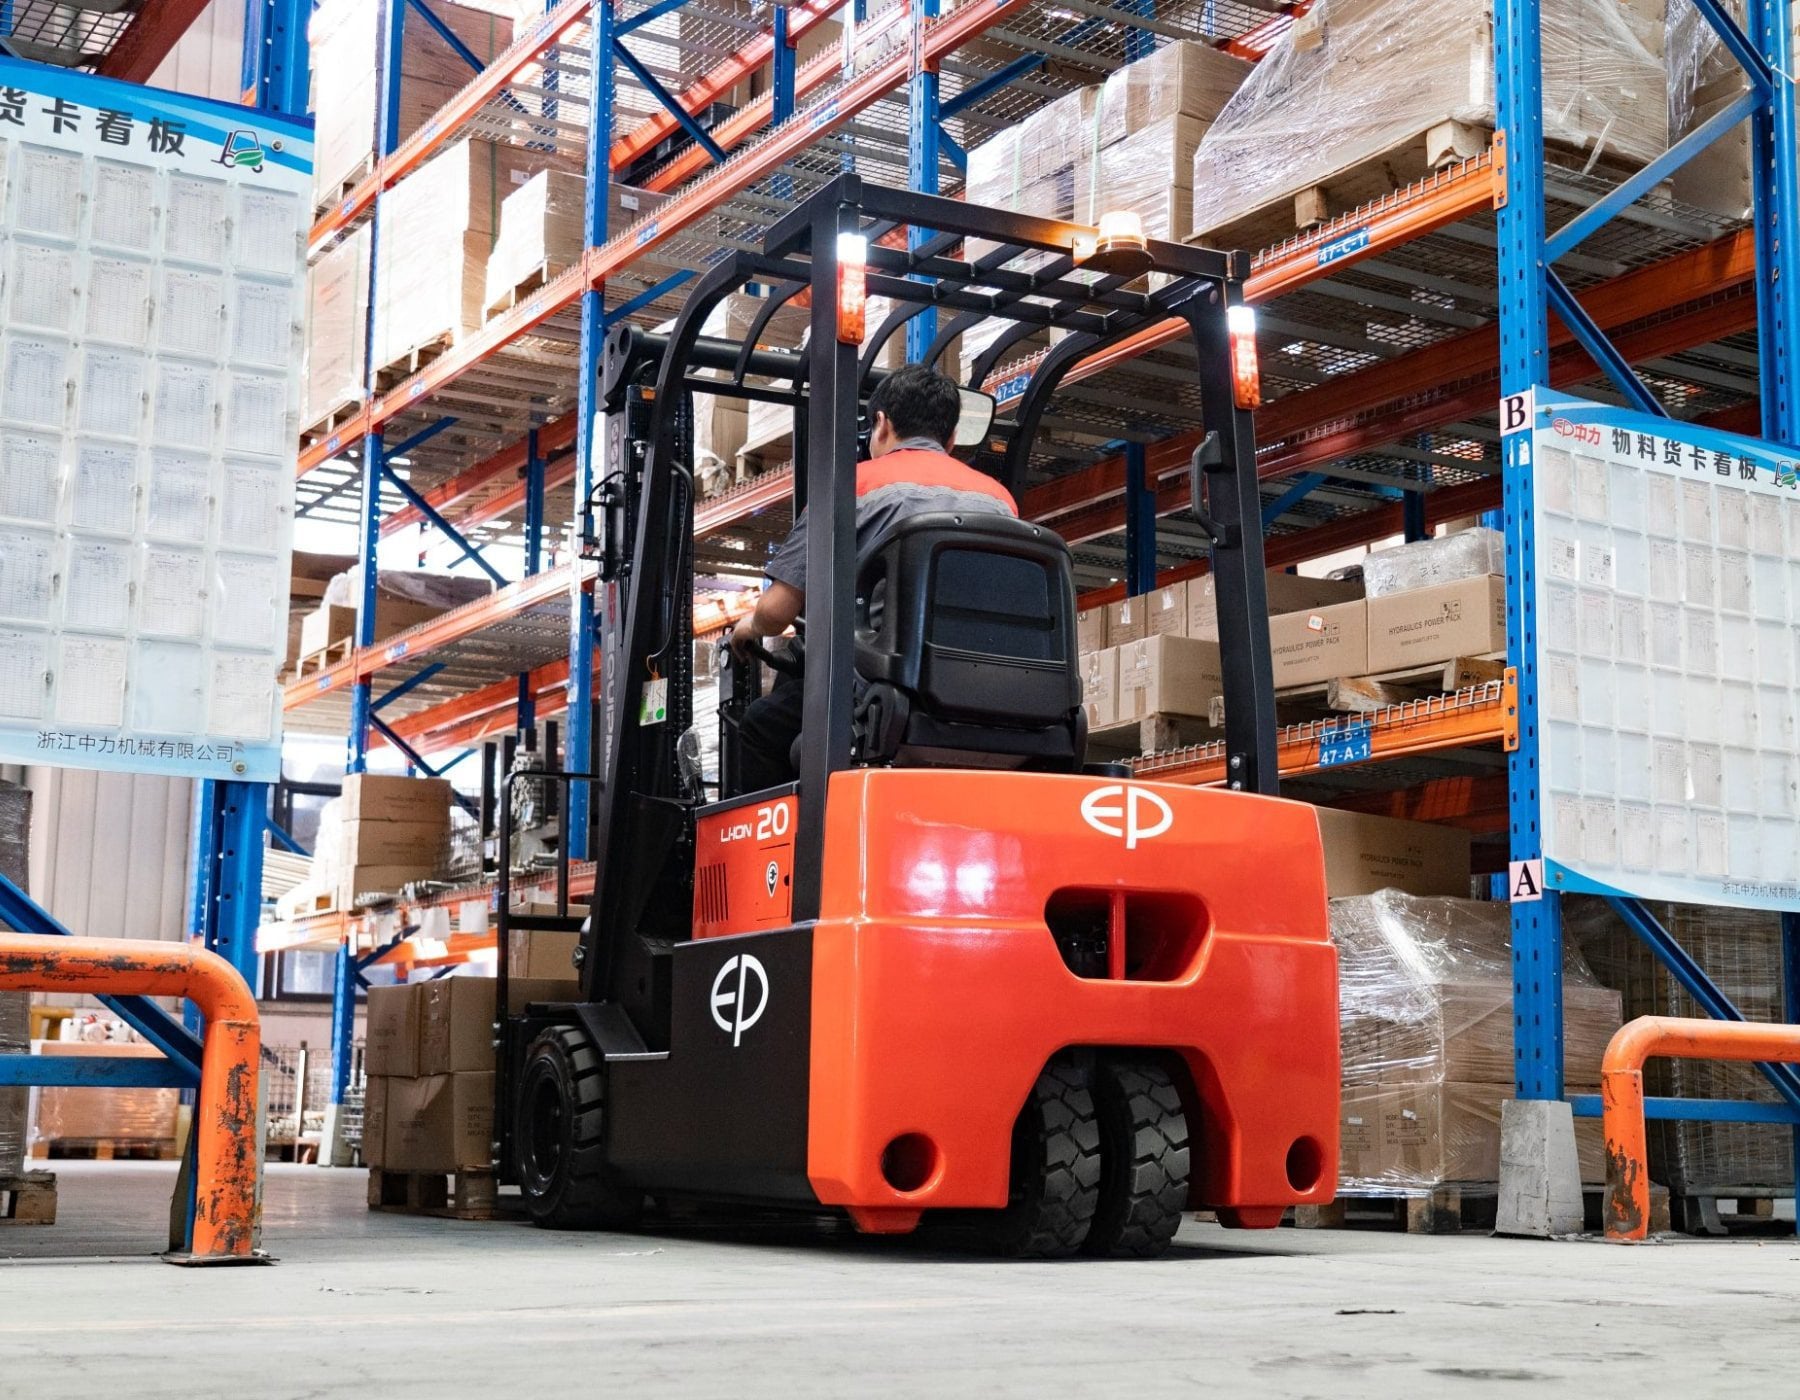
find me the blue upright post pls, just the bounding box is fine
[244,0,312,116]
[1749,0,1800,446]
[1495,0,1563,1102]
[906,0,940,365]
[328,939,356,1122]
[1123,441,1157,596]
[567,1,616,859]
[772,5,796,124]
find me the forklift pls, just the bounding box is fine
[494,176,1339,1258]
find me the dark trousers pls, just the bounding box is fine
[736,672,806,794]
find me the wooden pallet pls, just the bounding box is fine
[1087,711,1216,761]
[293,636,354,679]
[366,1166,509,1221]
[0,1172,56,1226]
[313,154,376,218]
[278,886,337,920]
[1669,1191,1793,1236]
[373,334,456,396]
[301,399,364,450]
[484,259,574,321]
[1292,1184,1672,1236]
[30,1138,178,1162]
[1206,655,1506,729]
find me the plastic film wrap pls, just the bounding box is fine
[30,1041,182,1149]
[1361,527,1505,598]
[302,223,369,429]
[0,779,29,1175]
[1569,897,1793,1193]
[1191,0,1669,242]
[484,172,667,311]
[1332,893,1621,1193]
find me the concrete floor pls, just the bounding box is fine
[1,1164,1795,1397]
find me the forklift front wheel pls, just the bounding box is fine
[515,1024,643,1232]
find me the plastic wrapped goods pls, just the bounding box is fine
[1191,0,1669,243]
[1571,898,1793,1193]
[1332,892,1621,1193]
[0,780,28,1176]
[303,223,370,429]
[1095,38,1252,150]
[483,172,667,313]
[30,1041,182,1150]
[1360,527,1505,599]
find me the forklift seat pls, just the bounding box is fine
[851,512,1087,771]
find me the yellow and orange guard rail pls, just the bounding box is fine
[0,934,265,1264]
[1603,1015,1800,1242]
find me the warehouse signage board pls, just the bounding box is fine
[1512,388,1800,912]
[0,60,309,783]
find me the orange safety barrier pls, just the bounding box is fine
[0,935,265,1264]
[1603,1015,1800,1242]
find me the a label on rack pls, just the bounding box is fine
[1317,724,1372,768]
[640,677,669,726]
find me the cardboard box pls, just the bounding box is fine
[338,818,449,868]
[361,1074,389,1168]
[339,774,453,825]
[1188,569,1363,640]
[1314,808,1471,899]
[1115,636,1221,722]
[1365,575,1506,673]
[1339,1080,1607,1190]
[384,1071,494,1173]
[1142,583,1188,639]
[1107,597,1148,646]
[1080,647,1118,729]
[507,928,580,982]
[365,983,426,1079]
[420,976,497,1076]
[1266,600,1369,687]
[507,976,580,1015]
[1075,607,1108,654]
[339,863,437,907]
[484,171,665,309]
[303,223,370,428]
[28,1041,180,1145]
[1095,38,1253,149]
[297,595,451,659]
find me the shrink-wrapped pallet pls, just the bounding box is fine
[482,172,668,315]
[303,223,370,430]
[1191,0,1669,245]
[1332,892,1622,1192]
[1360,527,1505,598]
[371,139,536,371]
[309,0,518,207]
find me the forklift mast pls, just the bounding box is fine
[569,173,1280,1021]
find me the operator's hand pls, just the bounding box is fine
[727,623,757,662]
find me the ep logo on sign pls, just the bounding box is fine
[1080,785,1174,850]
[710,954,768,1047]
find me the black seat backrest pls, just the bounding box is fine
[853,512,1086,769]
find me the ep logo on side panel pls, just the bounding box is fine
[710,954,769,1047]
[1080,785,1173,850]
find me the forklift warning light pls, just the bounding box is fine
[1227,304,1261,411]
[837,231,869,344]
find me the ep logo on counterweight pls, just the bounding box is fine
[710,954,768,1047]
[1080,785,1173,850]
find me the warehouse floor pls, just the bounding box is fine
[1,1164,1793,1396]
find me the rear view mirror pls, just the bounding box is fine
[955,388,997,448]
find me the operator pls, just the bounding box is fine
[727,363,1018,792]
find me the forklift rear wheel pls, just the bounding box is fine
[516,1024,643,1231]
[987,1058,1102,1259]
[1083,1059,1190,1258]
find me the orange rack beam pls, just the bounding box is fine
[1130,673,1517,787]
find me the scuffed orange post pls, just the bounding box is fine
[1603,1015,1800,1242]
[0,934,263,1262]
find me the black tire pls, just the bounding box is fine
[514,1024,642,1231]
[1083,1058,1190,1258]
[988,1059,1102,1258]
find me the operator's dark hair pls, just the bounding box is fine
[867,363,961,448]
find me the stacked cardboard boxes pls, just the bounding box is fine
[295,569,494,667]
[303,224,371,431]
[309,0,519,207]
[330,774,453,909]
[482,171,667,315]
[1333,891,1622,1192]
[1076,569,1364,730]
[365,930,580,1172]
[1361,529,1507,673]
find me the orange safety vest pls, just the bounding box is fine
[853,447,1019,515]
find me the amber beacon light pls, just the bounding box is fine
[836,231,869,344]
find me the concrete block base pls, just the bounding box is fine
[1496,1098,1584,1237]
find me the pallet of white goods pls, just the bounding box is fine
[483,258,575,321]
[1188,0,1667,256]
